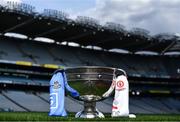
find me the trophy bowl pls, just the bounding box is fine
[66,66,126,118]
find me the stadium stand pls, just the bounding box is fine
[0,37,32,62]
[0,1,180,114]
[1,90,180,114]
[47,44,82,66]
[0,93,25,112]
[2,91,49,112]
[18,41,55,64]
[0,36,179,78]
[0,36,180,113]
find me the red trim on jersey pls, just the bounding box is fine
[112,106,118,109]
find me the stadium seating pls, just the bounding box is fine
[17,41,55,64]
[0,37,179,78]
[0,93,25,112]
[2,91,49,112]
[0,38,32,62]
[0,75,30,82]
[47,45,82,66]
[0,37,180,114]
[0,90,180,114]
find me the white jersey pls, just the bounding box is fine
[111,75,129,117]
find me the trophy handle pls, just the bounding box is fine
[102,80,115,99]
[102,68,127,99]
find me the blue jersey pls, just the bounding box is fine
[49,70,79,116]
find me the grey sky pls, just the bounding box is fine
[2,0,180,35]
[82,0,180,35]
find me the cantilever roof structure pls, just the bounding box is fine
[0,2,180,54]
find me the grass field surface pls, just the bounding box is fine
[0,112,180,121]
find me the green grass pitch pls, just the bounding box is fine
[0,112,180,121]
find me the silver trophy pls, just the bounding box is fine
[66,66,126,118]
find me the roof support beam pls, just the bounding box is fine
[3,18,34,33]
[33,25,64,37]
[61,31,92,42]
[94,36,118,45]
[161,41,177,55]
[33,21,74,37]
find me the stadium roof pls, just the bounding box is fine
[0,2,180,54]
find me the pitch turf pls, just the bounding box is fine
[0,112,180,121]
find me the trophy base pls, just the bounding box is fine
[75,102,105,118]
